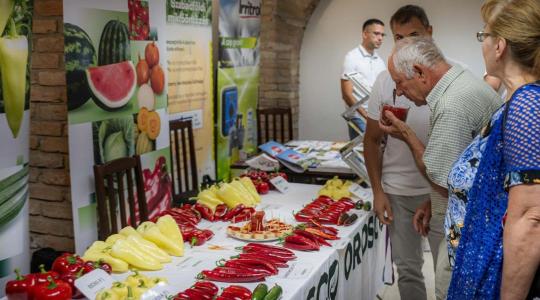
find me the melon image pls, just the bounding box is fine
[98,20,130,66]
[86,61,136,111]
[64,23,96,110]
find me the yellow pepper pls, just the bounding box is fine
[217,183,247,208]
[105,234,125,245]
[110,239,162,271]
[240,177,261,203]
[138,221,183,256]
[0,18,28,138]
[118,226,141,237]
[96,289,119,300]
[230,180,256,205]
[83,242,129,273]
[125,234,171,263]
[125,270,150,288]
[110,282,128,299]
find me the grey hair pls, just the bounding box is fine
[392,36,446,79]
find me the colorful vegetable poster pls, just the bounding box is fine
[0,0,33,293]
[165,0,215,182]
[216,0,261,181]
[64,0,173,252]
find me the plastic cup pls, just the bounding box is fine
[381,104,409,125]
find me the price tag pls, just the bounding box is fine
[349,182,370,199]
[74,269,114,300]
[141,283,176,300]
[269,176,290,193]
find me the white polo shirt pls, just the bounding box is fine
[367,70,432,196]
[341,45,386,110]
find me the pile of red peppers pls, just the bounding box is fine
[241,170,288,195]
[153,207,214,247]
[294,195,358,225]
[197,243,296,283]
[5,253,111,300]
[173,281,254,300]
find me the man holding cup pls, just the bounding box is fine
[364,6,437,300]
[380,36,501,298]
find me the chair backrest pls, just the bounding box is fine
[93,156,148,240]
[169,119,198,204]
[257,107,293,145]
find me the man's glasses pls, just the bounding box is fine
[476,31,492,42]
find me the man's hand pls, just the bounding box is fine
[413,200,431,236]
[374,192,394,225]
[378,110,411,142]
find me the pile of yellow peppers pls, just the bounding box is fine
[82,215,183,272]
[318,176,353,200]
[196,177,260,211]
[96,271,168,300]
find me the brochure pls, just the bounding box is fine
[259,141,318,173]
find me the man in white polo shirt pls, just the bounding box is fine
[364,5,441,300]
[340,18,386,139]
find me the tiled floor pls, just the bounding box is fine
[379,251,436,300]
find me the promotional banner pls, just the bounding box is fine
[0,0,33,294]
[216,0,260,180]
[64,0,214,252]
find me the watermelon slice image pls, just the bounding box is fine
[86,61,136,111]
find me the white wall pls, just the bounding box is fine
[299,0,484,141]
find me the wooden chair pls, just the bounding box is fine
[169,119,198,205]
[93,156,148,240]
[257,108,294,145]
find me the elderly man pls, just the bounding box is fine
[379,36,502,298]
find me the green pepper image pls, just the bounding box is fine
[0,18,28,138]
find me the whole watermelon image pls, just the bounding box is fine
[64,23,96,111]
[86,61,136,111]
[98,20,131,66]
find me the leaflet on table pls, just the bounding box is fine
[259,141,318,173]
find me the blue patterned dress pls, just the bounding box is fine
[445,107,504,267]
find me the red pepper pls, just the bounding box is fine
[183,288,213,300]
[308,220,339,235]
[232,253,288,268]
[255,181,269,194]
[5,269,35,300]
[213,204,228,220]
[295,212,314,222]
[243,243,295,256]
[315,215,339,225]
[33,277,72,300]
[315,196,334,205]
[283,234,320,251]
[35,265,59,285]
[303,227,339,240]
[223,204,245,221]
[221,258,278,275]
[193,203,215,221]
[221,285,252,300]
[230,211,252,223]
[173,292,192,300]
[190,229,214,246]
[192,281,218,296]
[294,229,330,246]
[51,253,83,275]
[59,268,84,299]
[198,267,267,283]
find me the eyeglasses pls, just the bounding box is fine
[476,31,492,42]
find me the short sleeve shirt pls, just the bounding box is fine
[423,65,503,214]
[342,45,386,110]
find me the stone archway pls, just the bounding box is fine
[259,0,320,138]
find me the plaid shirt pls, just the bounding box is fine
[423,65,503,214]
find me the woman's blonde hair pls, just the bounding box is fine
[481,0,540,77]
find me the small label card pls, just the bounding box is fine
[75,269,114,300]
[349,182,370,200]
[141,283,176,300]
[270,176,290,193]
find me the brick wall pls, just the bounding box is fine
[29,0,74,252]
[259,0,320,138]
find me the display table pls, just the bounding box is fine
[110,183,391,300]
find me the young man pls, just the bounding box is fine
[364,5,442,300]
[340,18,386,139]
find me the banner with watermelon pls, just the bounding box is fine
[64,0,215,252]
[216,0,261,181]
[0,0,33,294]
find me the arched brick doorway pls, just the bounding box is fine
[259,0,320,138]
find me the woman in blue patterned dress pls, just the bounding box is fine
[446,0,540,299]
